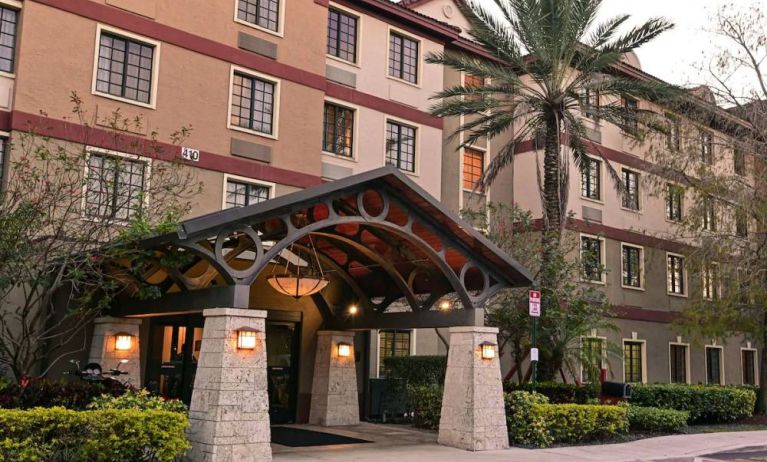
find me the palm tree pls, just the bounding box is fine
[429,0,681,380]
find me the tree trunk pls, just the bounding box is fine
[759,310,767,414]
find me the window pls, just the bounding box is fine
[622,97,638,133]
[225,179,270,208]
[702,263,720,300]
[388,32,419,84]
[85,152,147,220]
[737,268,751,305]
[742,349,757,386]
[666,184,683,221]
[322,102,354,157]
[463,148,484,191]
[581,236,603,282]
[736,209,748,238]
[580,88,600,120]
[385,121,416,173]
[581,337,604,383]
[378,330,411,377]
[0,6,17,73]
[667,254,685,295]
[327,8,358,63]
[236,0,280,32]
[230,71,276,136]
[95,32,155,105]
[700,131,713,164]
[581,157,601,200]
[667,116,680,151]
[670,344,688,384]
[464,74,484,101]
[621,169,639,211]
[706,346,723,385]
[734,148,746,176]
[624,341,644,383]
[622,244,642,288]
[702,195,716,231]
[0,138,5,188]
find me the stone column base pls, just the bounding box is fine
[309,330,359,426]
[438,326,509,451]
[88,316,141,387]
[186,308,271,462]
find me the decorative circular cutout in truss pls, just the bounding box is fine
[358,189,388,221]
[214,225,263,280]
[460,263,489,297]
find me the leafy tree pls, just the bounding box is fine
[0,94,202,380]
[464,203,614,383]
[430,0,679,380]
[644,4,767,413]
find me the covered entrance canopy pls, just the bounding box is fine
[109,166,533,329]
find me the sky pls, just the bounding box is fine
[594,0,765,87]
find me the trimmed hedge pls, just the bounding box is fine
[507,381,600,404]
[407,384,442,430]
[383,356,447,386]
[626,405,689,433]
[0,407,189,462]
[630,384,755,424]
[0,378,126,410]
[505,391,628,447]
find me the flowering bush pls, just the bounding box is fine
[88,388,187,413]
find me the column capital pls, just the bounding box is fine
[448,326,499,334]
[93,316,142,326]
[202,308,267,318]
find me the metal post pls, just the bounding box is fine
[531,316,537,390]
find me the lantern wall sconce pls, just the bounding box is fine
[114,333,134,351]
[337,342,352,358]
[480,341,497,360]
[237,327,261,350]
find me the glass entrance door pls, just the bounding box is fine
[145,315,203,404]
[267,321,299,424]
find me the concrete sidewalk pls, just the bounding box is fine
[273,425,767,462]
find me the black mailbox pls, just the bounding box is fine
[601,381,632,399]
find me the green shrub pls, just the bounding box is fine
[508,381,600,404]
[535,403,628,444]
[0,407,189,462]
[407,384,442,430]
[0,378,126,410]
[626,405,689,433]
[383,356,447,385]
[630,384,755,424]
[88,388,187,413]
[505,391,552,448]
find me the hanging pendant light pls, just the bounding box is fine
[267,234,329,299]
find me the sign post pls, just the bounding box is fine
[529,290,541,390]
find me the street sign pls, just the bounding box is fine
[530,347,539,362]
[529,290,541,317]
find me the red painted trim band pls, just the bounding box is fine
[613,305,679,324]
[29,0,442,129]
[10,111,324,189]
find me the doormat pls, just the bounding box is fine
[271,426,371,447]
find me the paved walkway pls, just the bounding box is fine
[272,423,767,462]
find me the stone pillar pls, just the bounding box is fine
[438,326,509,451]
[187,308,271,462]
[88,316,141,387]
[309,330,359,426]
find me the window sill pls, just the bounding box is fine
[322,150,357,162]
[234,18,283,38]
[228,124,278,141]
[621,284,645,292]
[621,206,642,214]
[667,292,688,298]
[386,74,421,89]
[326,55,360,69]
[92,90,156,110]
[581,278,606,285]
[581,196,604,205]
[0,71,15,79]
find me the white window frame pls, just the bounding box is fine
[0,0,21,79]
[579,233,606,284]
[91,24,161,110]
[232,0,285,37]
[580,155,603,204]
[81,146,152,222]
[326,3,362,67]
[620,242,644,290]
[385,26,422,88]
[383,116,420,177]
[227,64,281,140]
[741,347,759,386]
[622,338,647,384]
[666,252,687,297]
[221,173,275,209]
[461,145,487,194]
[579,335,607,384]
[705,344,725,385]
[702,262,721,301]
[665,182,684,223]
[322,97,359,161]
[668,341,691,384]
[620,167,642,212]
